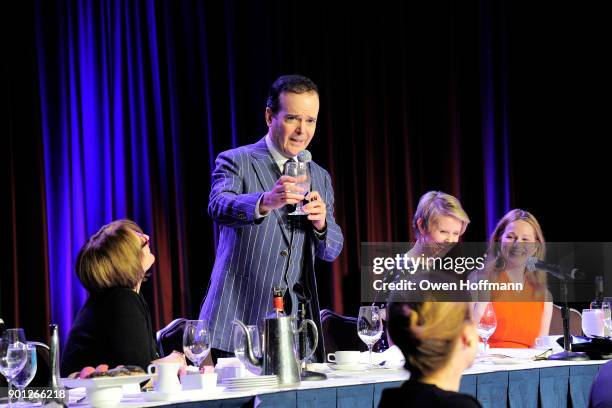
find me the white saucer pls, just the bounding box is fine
[328,363,369,371]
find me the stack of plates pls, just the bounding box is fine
[221,375,278,390]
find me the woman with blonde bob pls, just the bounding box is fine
[382,191,470,306]
[409,191,470,258]
[473,209,552,348]
[61,220,180,376]
[379,302,482,407]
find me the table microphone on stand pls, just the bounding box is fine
[526,257,589,361]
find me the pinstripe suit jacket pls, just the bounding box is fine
[199,138,344,359]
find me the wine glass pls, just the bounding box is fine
[233,324,262,375]
[475,303,497,355]
[0,329,28,408]
[357,306,383,368]
[11,343,37,406]
[182,320,211,370]
[284,161,310,216]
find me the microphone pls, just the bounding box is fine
[297,150,312,163]
[526,257,585,280]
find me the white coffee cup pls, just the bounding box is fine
[535,335,562,350]
[327,350,361,365]
[147,362,181,393]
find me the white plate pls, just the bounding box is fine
[61,374,151,389]
[224,383,278,391]
[223,381,278,388]
[487,357,530,365]
[328,363,369,371]
[141,387,224,402]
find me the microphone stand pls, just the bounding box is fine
[548,276,588,361]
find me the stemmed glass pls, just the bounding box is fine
[233,324,262,375]
[0,329,28,408]
[11,343,37,406]
[284,161,310,216]
[182,320,211,371]
[357,306,383,368]
[475,303,497,356]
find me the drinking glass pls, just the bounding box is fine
[233,324,262,375]
[12,343,37,406]
[182,320,211,370]
[357,306,383,368]
[582,309,605,337]
[475,303,497,354]
[0,329,28,408]
[284,161,310,216]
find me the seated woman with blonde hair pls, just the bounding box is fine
[379,302,482,407]
[472,209,552,348]
[61,219,184,377]
[409,190,470,258]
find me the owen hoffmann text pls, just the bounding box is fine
[373,279,524,292]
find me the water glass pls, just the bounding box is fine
[475,303,497,354]
[357,306,383,368]
[582,309,605,337]
[12,343,37,406]
[284,161,310,215]
[183,320,211,369]
[0,329,28,408]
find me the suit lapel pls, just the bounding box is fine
[250,138,291,245]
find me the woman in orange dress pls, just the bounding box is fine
[474,209,552,348]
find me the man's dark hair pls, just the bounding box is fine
[266,74,318,114]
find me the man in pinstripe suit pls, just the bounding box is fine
[199,75,344,362]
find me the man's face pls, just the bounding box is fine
[266,91,319,158]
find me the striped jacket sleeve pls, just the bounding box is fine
[207,150,262,227]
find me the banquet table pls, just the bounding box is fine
[54,349,608,408]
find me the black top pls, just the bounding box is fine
[61,287,159,377]
[379,379,482,408]
[590,360,612,408]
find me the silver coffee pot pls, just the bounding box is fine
[233,315,318,385]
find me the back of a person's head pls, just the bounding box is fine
[387,302,470,379]
[413,191,470,239]
[76,219,144,292]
